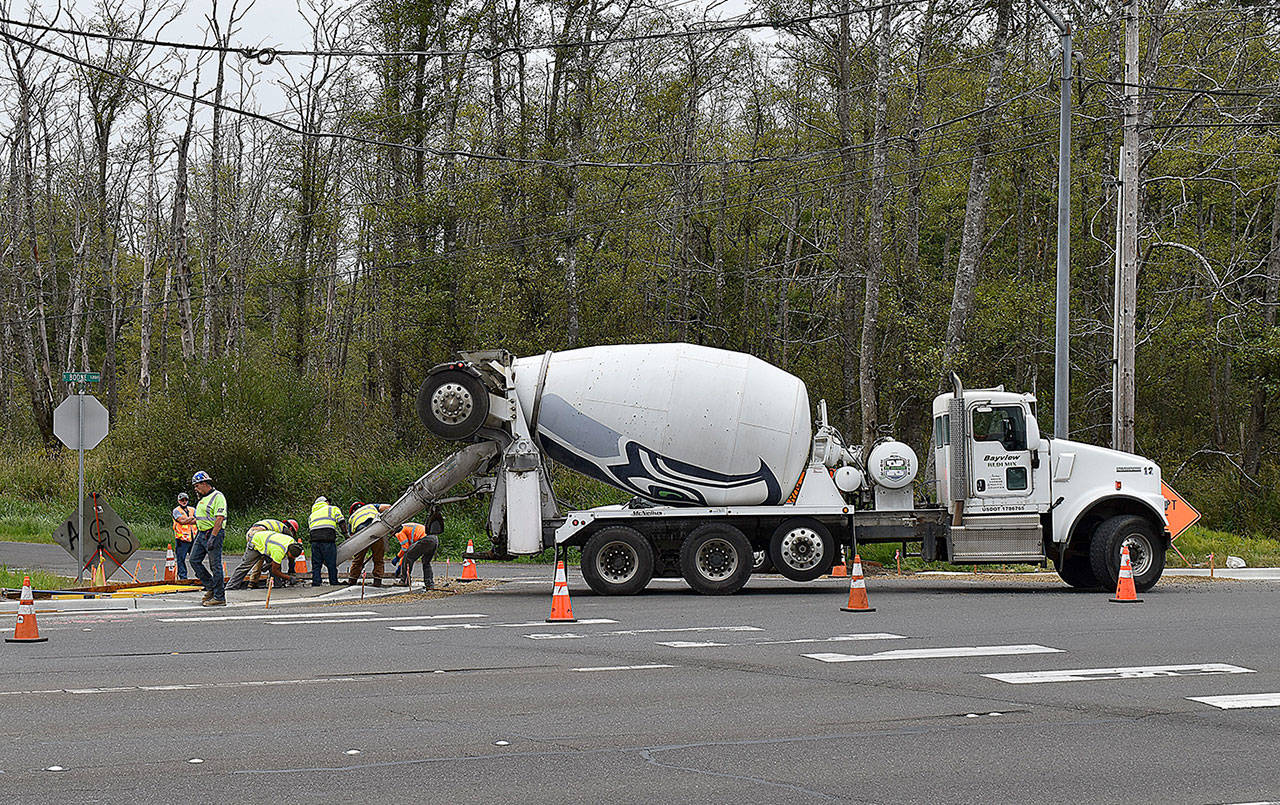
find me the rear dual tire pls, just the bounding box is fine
[581,527,654,596]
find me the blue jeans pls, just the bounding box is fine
[311,541,338,585]
[189,529,225,600]
[174,539,192,580]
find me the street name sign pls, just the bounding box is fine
[62,371,101,383]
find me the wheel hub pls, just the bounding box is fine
[1122,533,1153,576]
[779,528,824,571]
[431,383,473,425]
[696,539,738,581]
[597,542,638,583]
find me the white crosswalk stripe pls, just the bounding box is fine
[657,641,726,647]
[268,613,488,626]
[985,663,1255,684]
[162,611,378,623]
[571,664,675,672]
[523,625,760,640]
[806,644,1062,663]
[391,618,616,632]
[1187,692,1280,710]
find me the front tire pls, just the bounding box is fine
[581,527,654,596]
[1089,514,1165,593]
[768,518,835,582]
[680,524,752,595]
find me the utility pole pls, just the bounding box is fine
[1032,0,1073,440]
[1113,0,1139,453]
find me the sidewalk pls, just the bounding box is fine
[0,540,550,614]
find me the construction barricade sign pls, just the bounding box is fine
[1161,482,1201,540]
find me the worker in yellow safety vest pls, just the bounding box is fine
[308,496,347,586]
[171,492,198,580]
[226,530,303,590]
[226,519,299,590]
[346,501,390,586]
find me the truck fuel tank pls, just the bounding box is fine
[511,343,811,506]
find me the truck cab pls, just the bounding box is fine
[931,376,1169,592]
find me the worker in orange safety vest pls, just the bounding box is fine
[392,507,444,589]
[171,492,198,580]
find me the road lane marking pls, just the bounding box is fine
[1188,692,1280,710]
[755,633,906,645]
[651,633,908,649]
[268,613,489,626]
[0,676,361,696]
[657,641,727,647]
[985,663,1255,684]
[571,664,675,672]
[391,618,617,632]
[806,644,1062,663]
[524,625,761,640]
[162,611,379,623]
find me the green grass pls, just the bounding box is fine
[0,566,71,590]
[1168,525,1280,568]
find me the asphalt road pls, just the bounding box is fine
[1,569,1277,804]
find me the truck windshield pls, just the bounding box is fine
[972,405,1027,452]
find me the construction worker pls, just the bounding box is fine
[188,470,227,606]
[171,492,198,580]
[308,495,347,586]
[346,501,390,586]
[392,507,443,588]
[227,528,303,590]
[226,519,299,590]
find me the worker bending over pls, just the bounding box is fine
[392,508,443,589]
[226,519,299,590]
[308,495,348,586]
[346,501,390,586]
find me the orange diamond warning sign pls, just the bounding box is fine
[1161,482,1201,540]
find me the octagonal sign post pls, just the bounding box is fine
[53,392,110,581]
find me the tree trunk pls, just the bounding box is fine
[861,2,893,453]
[1244,173,1280,476]
[941,0,1012,375]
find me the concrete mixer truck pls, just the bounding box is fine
[338,343,1169,597]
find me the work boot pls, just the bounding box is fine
[202,598,226,607]
[423,573,434,591]
[201,590,214,603]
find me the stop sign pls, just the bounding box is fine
[53,394,110,450]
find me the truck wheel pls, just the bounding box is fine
[581,527,654,596]
[680,524,752,595]
[1053,552,1100,590]
[417,369,489,441]
[768,518,835,582]
[1088,514,1166,593]
[753,549,774,574]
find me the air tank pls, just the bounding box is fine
[511,343,812,506]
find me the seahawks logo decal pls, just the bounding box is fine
[536,394,782,506]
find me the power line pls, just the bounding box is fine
[0,2,920,63]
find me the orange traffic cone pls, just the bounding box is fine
[840,554,876,613]
[546,560,577,623]
[164,545,177,582]
[293,549,308,575]
[830,547,848,578]
[1110,546,1143,603]
[460,539,479,581]
[6,576,48,643]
